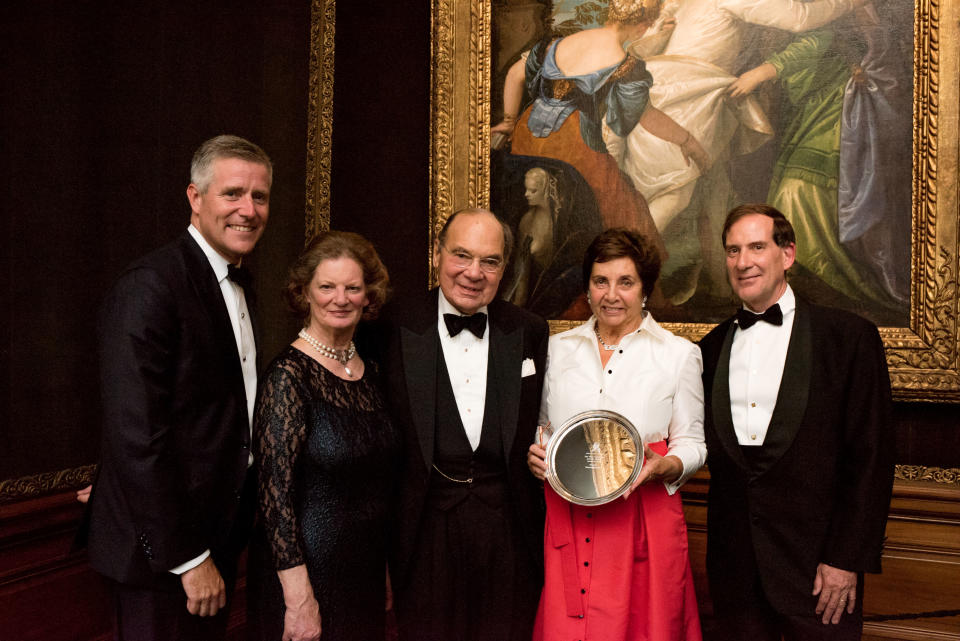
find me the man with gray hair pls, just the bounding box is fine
[86,135,271,640]
[382,208,549,641]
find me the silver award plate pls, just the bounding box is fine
[545,410,644,506]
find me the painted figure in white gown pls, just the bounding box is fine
[610,0,866,303]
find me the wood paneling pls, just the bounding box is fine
[3,475,956,640]
[681,471,960,640]
[0,492,250,641]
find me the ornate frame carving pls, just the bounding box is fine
[430,0,960,401]
[305,0,336,237]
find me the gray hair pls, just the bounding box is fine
[437,207,515,265]
[190,135,273,194]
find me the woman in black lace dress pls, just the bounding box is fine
[249,231,399,641]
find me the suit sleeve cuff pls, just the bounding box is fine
[169,549,210,575]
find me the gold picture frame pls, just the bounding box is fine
[305,0,336,237]
[429,0,959,401]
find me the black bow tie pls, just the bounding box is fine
[444,312,487,339]
[736,304,783,330]
[227,264,253,290]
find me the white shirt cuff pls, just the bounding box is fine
[169,549,210,575]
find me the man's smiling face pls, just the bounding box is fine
[187,157,271,263]
[724,213,795,312]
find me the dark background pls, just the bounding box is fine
[0,1,955,488]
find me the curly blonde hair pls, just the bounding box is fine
[607,0,661,25]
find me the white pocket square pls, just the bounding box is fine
[521,358,536,377]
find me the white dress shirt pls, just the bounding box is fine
[539,314,707,494]
[172,226,258,574]
[729,285,796,446]
[437,291,490,451]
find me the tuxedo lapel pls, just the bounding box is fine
[179,234,244,384]
[401,291,441,473]
[711,321,749,471]
[488,303,522,462]
[751,298,812,474]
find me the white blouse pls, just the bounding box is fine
[539,314,707,494]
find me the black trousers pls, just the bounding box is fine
[111,576,232,641]
[111,468,256,641]
[709,575,865,641]
[395,495,540,641]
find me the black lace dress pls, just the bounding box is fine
[248,346,399,641]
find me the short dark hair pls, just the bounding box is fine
[284,231,390,324]
[436,207,515,265]
[582,228,661,299]
[721,203,796,248]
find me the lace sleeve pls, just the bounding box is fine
[254,356,308,570]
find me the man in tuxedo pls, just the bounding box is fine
[699,203,895,640]
[382,208,548,641]
[86,135,271,641]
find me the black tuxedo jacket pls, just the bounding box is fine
[380,289,548,589]
[87,232,254,586]
[699,297,894,615]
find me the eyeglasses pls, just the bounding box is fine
[441,245,503,273]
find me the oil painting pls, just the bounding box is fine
[429,0,958,399]
[489,0,912,326]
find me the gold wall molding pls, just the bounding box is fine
[0,465,97,504]
[305,0,335,239]
[896,465,960,485]
[430,0,960,401]
[0,463,955,505]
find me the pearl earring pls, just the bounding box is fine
[642,296,648,308]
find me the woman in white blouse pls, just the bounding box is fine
[527,227,706,640]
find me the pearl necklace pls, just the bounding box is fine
[594,317,644,351]
[298,329,357,377]
[594,321,620,351]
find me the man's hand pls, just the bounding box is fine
[76,484,92,504]
[813,562,857,624]
[527,443,547,481]
[181,556,226,617]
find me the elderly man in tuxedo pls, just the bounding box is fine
[382,207,548,641]
[699,202,895,640]
[86,135,271,641]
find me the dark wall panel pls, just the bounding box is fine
[1,1,310,482]
[329,2,432,303]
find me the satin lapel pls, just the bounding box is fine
[489,309,522,462]
[751,298,812,475]
[180,234,242,379]
[711,322,749,472]
[401,297,440,474]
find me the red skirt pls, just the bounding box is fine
[534,440,702,641]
